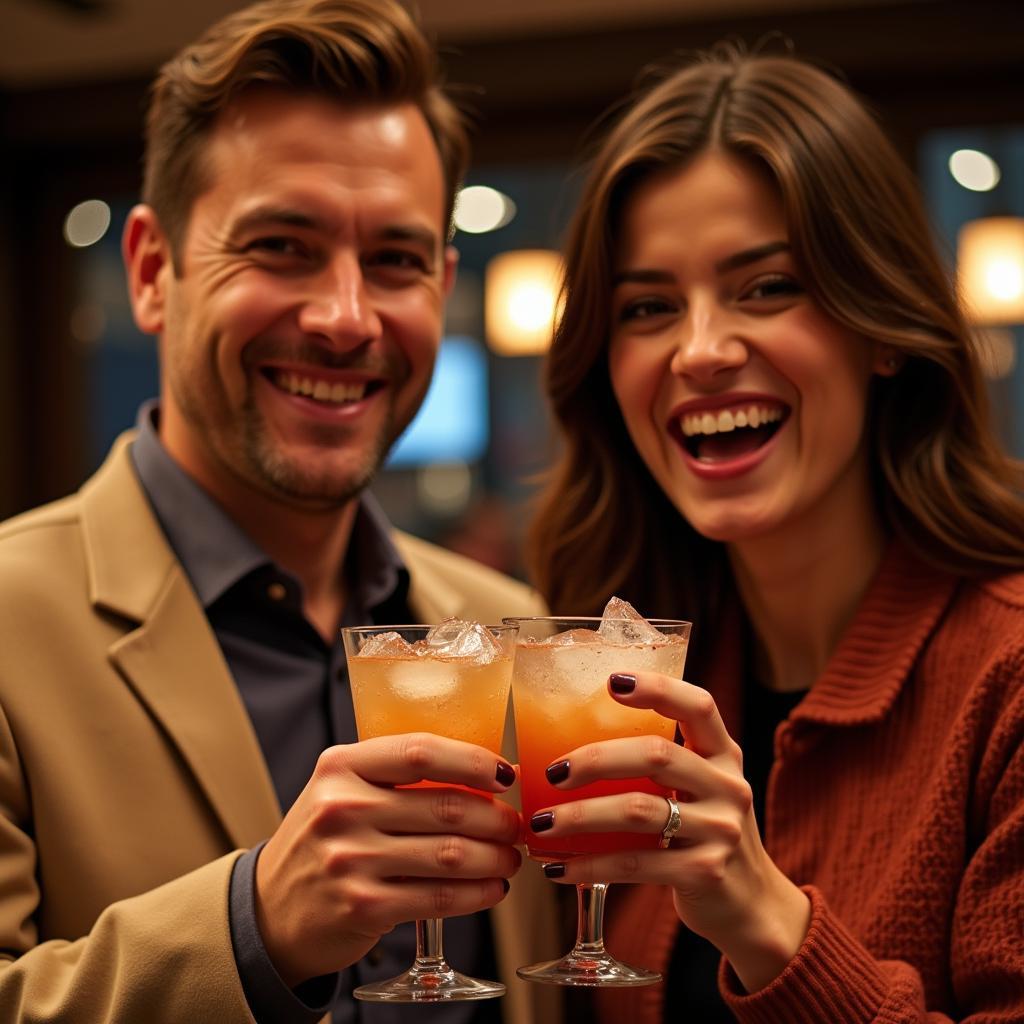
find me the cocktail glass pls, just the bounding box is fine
[504,613,690,986]
[341,621,518,1002]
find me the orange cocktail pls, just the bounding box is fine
[505,609,691,988]
[512,629,689,859]
[348,653,511,755]
[341,620,517,1004]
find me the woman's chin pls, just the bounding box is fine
[679,506,782,546]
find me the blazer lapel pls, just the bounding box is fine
[81,434,280,848]
[394,531,469,622]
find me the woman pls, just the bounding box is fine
[526,45,1024,1021]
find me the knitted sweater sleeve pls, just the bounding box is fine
[717,662,1024,1024]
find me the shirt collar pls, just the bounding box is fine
[129,400,408,615]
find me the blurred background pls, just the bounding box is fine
[2,0,1023,579]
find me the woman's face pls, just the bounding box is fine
[608,150,889,548]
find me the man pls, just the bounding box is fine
[0,2,560,1021]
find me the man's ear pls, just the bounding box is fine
[442,244,459,299]
[122,204,173,336]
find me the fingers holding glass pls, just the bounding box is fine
[605,670,740,762]
[506,610,692,987]
[339,621,519,1002]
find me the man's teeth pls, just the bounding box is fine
[680,405,785,437]
[276,371,366,405]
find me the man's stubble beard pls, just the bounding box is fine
[238,393,396,508]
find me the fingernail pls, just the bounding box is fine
[530,811,555,833]
[609,672,636,695]
[545,760,570,784]
[495,761,516,787]
[543,862,566,879]
[501,878,511,895]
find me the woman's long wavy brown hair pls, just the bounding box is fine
[528,45,1024,655]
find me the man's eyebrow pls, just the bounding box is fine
[377,224,441,251]
[229,206,322,235]
[228,209,440,251]
[612,241,791,287]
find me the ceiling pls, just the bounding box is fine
[5,0,897,87]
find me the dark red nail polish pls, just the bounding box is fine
[495,761,516,787]
[501,878,511,895]
[609,673,636,695]
[545,760,570,784]
[530,811,555,833]
[543,862,566,879]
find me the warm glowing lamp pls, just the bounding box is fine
[485,249,563,355]
[957,216,1024,380]
[958,217,1024,325]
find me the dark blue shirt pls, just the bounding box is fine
[130,403,497,1024]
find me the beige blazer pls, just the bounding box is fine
[0,435,562,1024]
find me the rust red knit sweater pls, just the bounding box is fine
[598,544,1024,1023]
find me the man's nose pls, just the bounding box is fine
[668,301,747,382]
[297,254,382,347]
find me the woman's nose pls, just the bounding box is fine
[668,303,747,382]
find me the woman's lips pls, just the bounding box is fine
[668,398,790,477]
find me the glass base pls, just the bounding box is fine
[516,948,662,987]
[354,961,506,1002]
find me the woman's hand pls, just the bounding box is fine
[530,670,810,993]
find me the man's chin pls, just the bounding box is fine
[250,452,383,509]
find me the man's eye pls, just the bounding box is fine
[368,250,430,273]
[745,275,802,301]
[246,237,305,257]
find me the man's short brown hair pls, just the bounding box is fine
[142,0,469,261]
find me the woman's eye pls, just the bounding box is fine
[618,297,674,322]
[745,275,802,301]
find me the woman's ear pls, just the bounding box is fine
[872,344,905,377]
[122,205,172,336]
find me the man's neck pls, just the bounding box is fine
[230,497,357,645]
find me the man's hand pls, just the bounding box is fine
[254,733,521,986]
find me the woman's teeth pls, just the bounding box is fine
[275,371,366,405]
[680,404,785,437]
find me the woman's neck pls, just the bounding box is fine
[728,509,887,693]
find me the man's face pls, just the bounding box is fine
[134,91,454,511]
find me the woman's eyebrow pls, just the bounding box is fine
[611,268,675,287]
[611,241,790,287]
[714,240,789,273]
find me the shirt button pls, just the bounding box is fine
[267,582,287,601]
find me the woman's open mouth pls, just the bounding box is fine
[673,401,789,464]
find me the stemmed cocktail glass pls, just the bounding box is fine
[504,610,690,986]
[341,620,518,1002]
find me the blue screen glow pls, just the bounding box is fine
[386,336,489,467]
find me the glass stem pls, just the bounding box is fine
[414,918,447,968]
[573,882,608,954]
